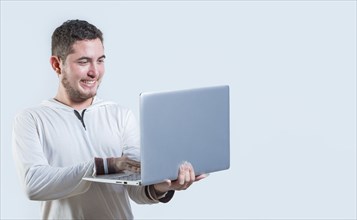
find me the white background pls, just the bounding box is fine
[1,1,356,219]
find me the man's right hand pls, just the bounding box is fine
[108,156,141,173]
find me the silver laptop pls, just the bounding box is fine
[83,85,230,186]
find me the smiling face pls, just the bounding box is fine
[51,38,105,109]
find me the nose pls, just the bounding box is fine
[88,62,100,78]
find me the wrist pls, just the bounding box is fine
[107,157,116,174]
[153,184,168,197]
[145,185,175,203]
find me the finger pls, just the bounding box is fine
[185,164,194,188]
[127,162,141,169]
[185,165,190,183]
[195,173,209,181]
[126,164,141,173]
[176,163,192,190]
[171,179,187,190]
[181,178,193,190]
[178,164,186,185]
[125,159,141,167]
[188,162,195,181]
[121,156,138,164]
[130,167,140,173]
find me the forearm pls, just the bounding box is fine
[23,161,93,201]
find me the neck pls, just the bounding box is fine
[54,94,94,111]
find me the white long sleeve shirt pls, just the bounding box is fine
[12,97,158,219]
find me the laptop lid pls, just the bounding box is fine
[83,85,230,186]
[140,85,230,185]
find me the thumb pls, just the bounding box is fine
[154,179,172,193]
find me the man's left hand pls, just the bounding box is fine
[153,161,208,194]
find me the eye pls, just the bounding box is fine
[98,59,105,64]
[77,59,89,65]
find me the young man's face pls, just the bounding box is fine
[59,38,105,103]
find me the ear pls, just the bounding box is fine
[50,56,62,75]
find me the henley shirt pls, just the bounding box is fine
[12,97,161,219]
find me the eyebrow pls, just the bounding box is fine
[77,55,106,61]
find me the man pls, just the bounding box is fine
[12,19,204,219]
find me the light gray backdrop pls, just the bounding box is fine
[1,1,356,219]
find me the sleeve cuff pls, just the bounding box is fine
[94,157,117,175]
[94,157,105,175]
[145,185,175,203]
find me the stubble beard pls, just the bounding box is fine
[61,74,99,103]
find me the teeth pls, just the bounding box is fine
[82,80,95,84]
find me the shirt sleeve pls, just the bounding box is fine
[12,110,94,201]
[126,185,174,204]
